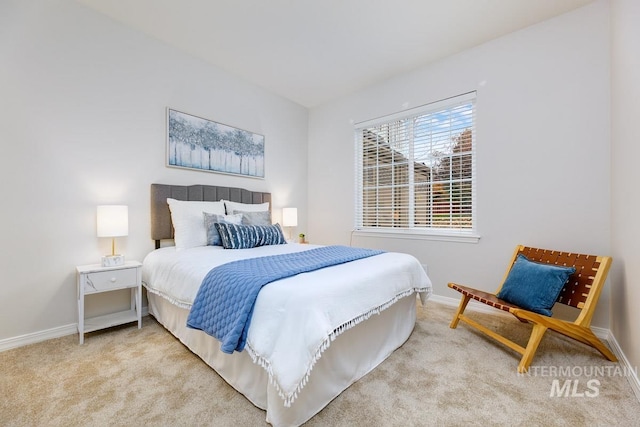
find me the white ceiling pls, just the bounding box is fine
[75,0,594,108]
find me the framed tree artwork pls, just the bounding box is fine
[167,108,265,178]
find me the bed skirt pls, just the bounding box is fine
[147,291,419,426]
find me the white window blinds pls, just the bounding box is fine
[355,92,476,235]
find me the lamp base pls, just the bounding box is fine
[101,254,125,267]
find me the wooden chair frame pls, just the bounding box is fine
[448,245,616,373]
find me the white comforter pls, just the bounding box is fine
[142,243,432,406]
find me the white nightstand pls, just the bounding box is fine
[76,260,142,344]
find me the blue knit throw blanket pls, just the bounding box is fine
[186,245,384,353]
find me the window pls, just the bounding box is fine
[354,92,477,241]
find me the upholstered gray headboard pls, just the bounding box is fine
[151,183,272,249]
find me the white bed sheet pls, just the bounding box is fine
[143,243,432,426]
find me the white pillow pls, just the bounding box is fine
[167,198,225,249]
[222,200,270,215]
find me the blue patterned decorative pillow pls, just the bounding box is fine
[255,223,287,246]
[203,213,243,246]
[214,222,286,249]
[496,254,576,316]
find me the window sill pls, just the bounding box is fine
[352,229,481,244]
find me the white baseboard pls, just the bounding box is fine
[0,323,78,352]
[0,307,150,352]
[429,293,640,402]
[602,328,640,402]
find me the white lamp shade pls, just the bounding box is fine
[282,207,298,227]
[97,205,129,237]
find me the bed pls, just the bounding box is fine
[142,183,432,426]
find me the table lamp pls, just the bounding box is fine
[282,207,298,241]
[97,205,128,267]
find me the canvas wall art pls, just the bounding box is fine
[167,108,265,178]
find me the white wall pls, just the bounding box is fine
[0,0,308,341]
[611,0,640,382]
[308,1,612,326]
[1,0,627,357]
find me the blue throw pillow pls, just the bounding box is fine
[254,223,287,246]
[215,222,286,249]
[496,254,576,317]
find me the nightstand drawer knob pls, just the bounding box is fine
[110,277,117,283]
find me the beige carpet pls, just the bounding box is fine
[1,301,639,427]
